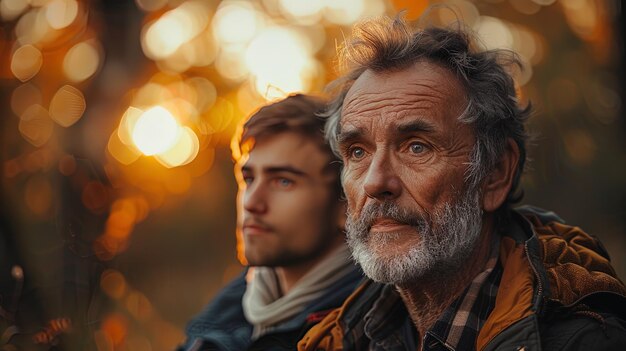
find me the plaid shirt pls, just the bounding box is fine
[350,236,503,351]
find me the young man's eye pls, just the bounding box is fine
[243,176,254,185]
[275,178,293,188]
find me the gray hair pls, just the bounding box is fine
[323,14,530,213]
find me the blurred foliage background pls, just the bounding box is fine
[0,0,624,350]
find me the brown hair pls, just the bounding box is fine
[231,94,342,194]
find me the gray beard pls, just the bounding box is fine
[345,189,483,285]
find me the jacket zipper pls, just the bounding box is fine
[524,239,544,314]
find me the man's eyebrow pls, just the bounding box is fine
[242,165,308,177]
[337,128,365,146]
[396,120,436,134]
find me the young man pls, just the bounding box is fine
[299,15,626,351]
[178,94,362,350]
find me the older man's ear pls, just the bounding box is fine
[481,138,520,213]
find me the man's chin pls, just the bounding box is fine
[353,245,468,285]
[358,231,422,258]
[244,251,304,268]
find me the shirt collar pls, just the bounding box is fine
[426,234,502,351]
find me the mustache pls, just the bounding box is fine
[242,217,274,231]
[347,201,429,232]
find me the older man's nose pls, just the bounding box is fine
[363,152,402,201]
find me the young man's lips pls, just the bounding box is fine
[243,225,271,236]
[370,219,411,233]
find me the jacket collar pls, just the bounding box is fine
[186,266,364,349]
[478,206,626,350]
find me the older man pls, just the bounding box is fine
[178,95,362,351]
[299,16,626,351]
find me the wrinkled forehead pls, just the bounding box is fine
[340,63,469,135]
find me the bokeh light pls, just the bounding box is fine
[278,0,324,23]
[131,106,181,156]
[104,199,137,240]
[100,313,128,347]
[185,77,217,114]
[324,0,367,25]
[108,129,142,165]
[0,0,29,21]
[49,85,86,127]
[19,104,53,147]
[118,107,144,146]
[512,26,541,64]
[213,1,262,45]
[15,8,54,45]
[114,90,205,167]
[143,18,188,59]
[141,1,210,60]
[236,81,266,118]
[560,0,599,41]
[435,0,480,27]
[474,16,514,51]
[245,26,316,99]
[215,46,249,82]
[44,0,79,30]
[63,41,101,82]
[198,97,235,135]
[132,83,171,109]
[156,45,195,73]
[100,269,127,300]
[11,44,43,82]
[154,126,200,168]
[158,29,217,71]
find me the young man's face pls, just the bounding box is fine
[235,131,344,267]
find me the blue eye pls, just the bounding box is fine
[243,176,253,185]
[277,178,293,187]
[351,147,365,159]
[410,143,425,154]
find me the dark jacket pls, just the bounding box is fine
[298,207,626,350]
[178,265,363,351]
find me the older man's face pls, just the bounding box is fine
[339,61,483,284]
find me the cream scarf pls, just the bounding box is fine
[242,244,355,339]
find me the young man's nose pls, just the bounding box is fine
[243,182,269,214]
